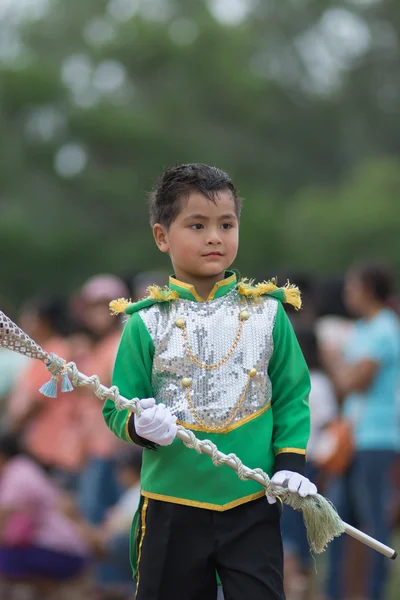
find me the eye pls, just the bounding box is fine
[221,223,233,229]
[190,224,204,230]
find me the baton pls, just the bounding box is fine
[0,309,397,559]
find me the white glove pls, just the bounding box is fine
[134,398,178,446]
[266,470,317,504]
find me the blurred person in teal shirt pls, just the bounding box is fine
[322,262,400,600]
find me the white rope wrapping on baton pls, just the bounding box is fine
[0,309,396,559]
[65,360,345,552]
[66,360,273,489]
[0,305,343,554]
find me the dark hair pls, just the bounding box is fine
[148,163,241,228]
[351,262,394,303]
[22,293,69,336]
[295,326,321,371]
[315,276,350,318]
[0,433,22,459]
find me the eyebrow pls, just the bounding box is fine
[183,213,237,222]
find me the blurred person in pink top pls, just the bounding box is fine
[7,295,87,491]
[74,274,130,587]
[75,275,129,516]
[0,433,88,584]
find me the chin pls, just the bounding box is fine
[201,266,227,277]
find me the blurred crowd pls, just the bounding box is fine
[0,263,399,600]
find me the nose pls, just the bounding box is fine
[206,229,222,245]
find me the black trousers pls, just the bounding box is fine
[135,495,285,600]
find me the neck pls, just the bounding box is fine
[173,269,227,300]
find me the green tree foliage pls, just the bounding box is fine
[0,0,399,304]
[284,158,400,273]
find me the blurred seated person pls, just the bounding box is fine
[74,274,131,526]
[63,447,142,596]
[101,447,142,589]
[7,295,86,492]
[72,274,131,589]
[103,448,141,543]
[0,433,89,590]
[281,326,337,600]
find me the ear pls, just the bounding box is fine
[153,223,169,253]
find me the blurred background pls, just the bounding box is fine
[0,0,399,599]
[1,0,400,302]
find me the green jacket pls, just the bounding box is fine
[104,271,310,502]
[103,272,310,576]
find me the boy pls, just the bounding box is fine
[103,163,316,600]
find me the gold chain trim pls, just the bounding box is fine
[176,309,249,371]
[176,307,255,432]
[184,369,256,431]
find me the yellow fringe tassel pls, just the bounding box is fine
[147,286,179,302]
[283,282,302,310]
[109,298,132,315]
[238,278,302,310]
[237,278,278,297]
[110,282,301,313]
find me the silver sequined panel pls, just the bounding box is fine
[139,291,278,428]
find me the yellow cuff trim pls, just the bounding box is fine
[141,490,265,512]
[125,411,135,444]
[275,448,307,456]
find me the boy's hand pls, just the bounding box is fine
[266,470,317,504]
[134,398,178,446]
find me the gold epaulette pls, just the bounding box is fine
[109,285,179,317]
[237,278,302,310]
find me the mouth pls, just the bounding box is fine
[203,252,223,257]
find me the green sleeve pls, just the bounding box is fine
[102,311,156,449]
[268,301,311,474]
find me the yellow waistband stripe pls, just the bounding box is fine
[140,490,265,512]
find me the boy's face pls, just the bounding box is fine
[153,190,239,281]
